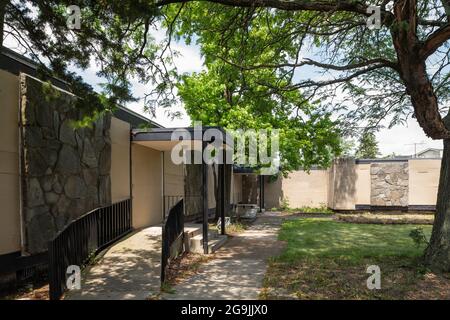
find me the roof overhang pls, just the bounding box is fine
[132,127,233,152]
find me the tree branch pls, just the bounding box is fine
[216,55,398,72]
[420,24,450,59]
[155,0,395,24]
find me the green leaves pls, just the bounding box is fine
[177,59,342,172]
[4,0,175,124]
[355,132,380,159]
[168,3,344,172]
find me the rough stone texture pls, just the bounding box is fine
[370,162,409,206]
[20,74,111,254]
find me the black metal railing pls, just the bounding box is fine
[161,199,184,284]
[163,195,183,219]
[48,199,132,300]
[163,195,203,221]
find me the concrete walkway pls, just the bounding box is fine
[65,226,162,300]
[162,212,285,300]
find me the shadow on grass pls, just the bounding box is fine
[261,218,439,300]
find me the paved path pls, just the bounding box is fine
[65,226,162,300]
[163,212,285,300]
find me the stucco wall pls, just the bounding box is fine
[264,170,328,209]
[163,151,184,196]
[285,170,328,208]
[237,158,441,211]
[329,158,357,210]
[111,117,130,203]
[355,164,371,205]
[0,70,21,255]
[131,144,162,228]
[409,159,440,205]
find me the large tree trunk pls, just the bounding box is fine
[390,0,450,270]
[392,0,450,139]
[400,58,450,271]
[404,65,450,272]
[425,136,450,271]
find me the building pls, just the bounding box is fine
[0,46,443,295]
[0,47,233,290]
[416,148,443,159]
[263,157,441,212]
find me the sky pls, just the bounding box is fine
[3,26,443,157]
[112,35,444,157]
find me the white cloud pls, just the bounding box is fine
[376,119,443,157]
[172,43,204,73]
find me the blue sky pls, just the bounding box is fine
[3,27,443,157]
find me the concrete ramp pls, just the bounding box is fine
[65,226,162,300]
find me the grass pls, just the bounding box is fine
[278,218,430,263]
[225,221,250,234]
[290,206,334,214]
[335,213,434,225]
[209,220,250,235]
[271,205,334,214]
[261,218,444,300]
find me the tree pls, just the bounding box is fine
[177,60,343,218]
[177,61,343,173]
[356,132,380,158]
[0,1,176,121]
[340,138,357,157]
[160,0,450,271]
[3,1,450,270]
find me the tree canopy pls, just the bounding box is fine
[3,0,450,270]
[1,0,177,120]
[161,0,450,139]
[177,60,342,172]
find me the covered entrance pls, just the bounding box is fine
[233,166,266,218]
[132,127,233,254]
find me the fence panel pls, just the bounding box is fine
[48,199,132,300]
[161,199,184,284]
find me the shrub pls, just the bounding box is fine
[409,227,429,248]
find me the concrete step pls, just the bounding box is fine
[184,225,201,253]
[184,224,202,238]
[184,226,219,239]
[209,235,228,253]
[183,225,219,252]
[189,234,228,254]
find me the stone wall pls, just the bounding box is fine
[20,74,111,254]
[370,162,408,206]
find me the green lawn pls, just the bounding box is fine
[261,218,439,300]
[278,218,431,263]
